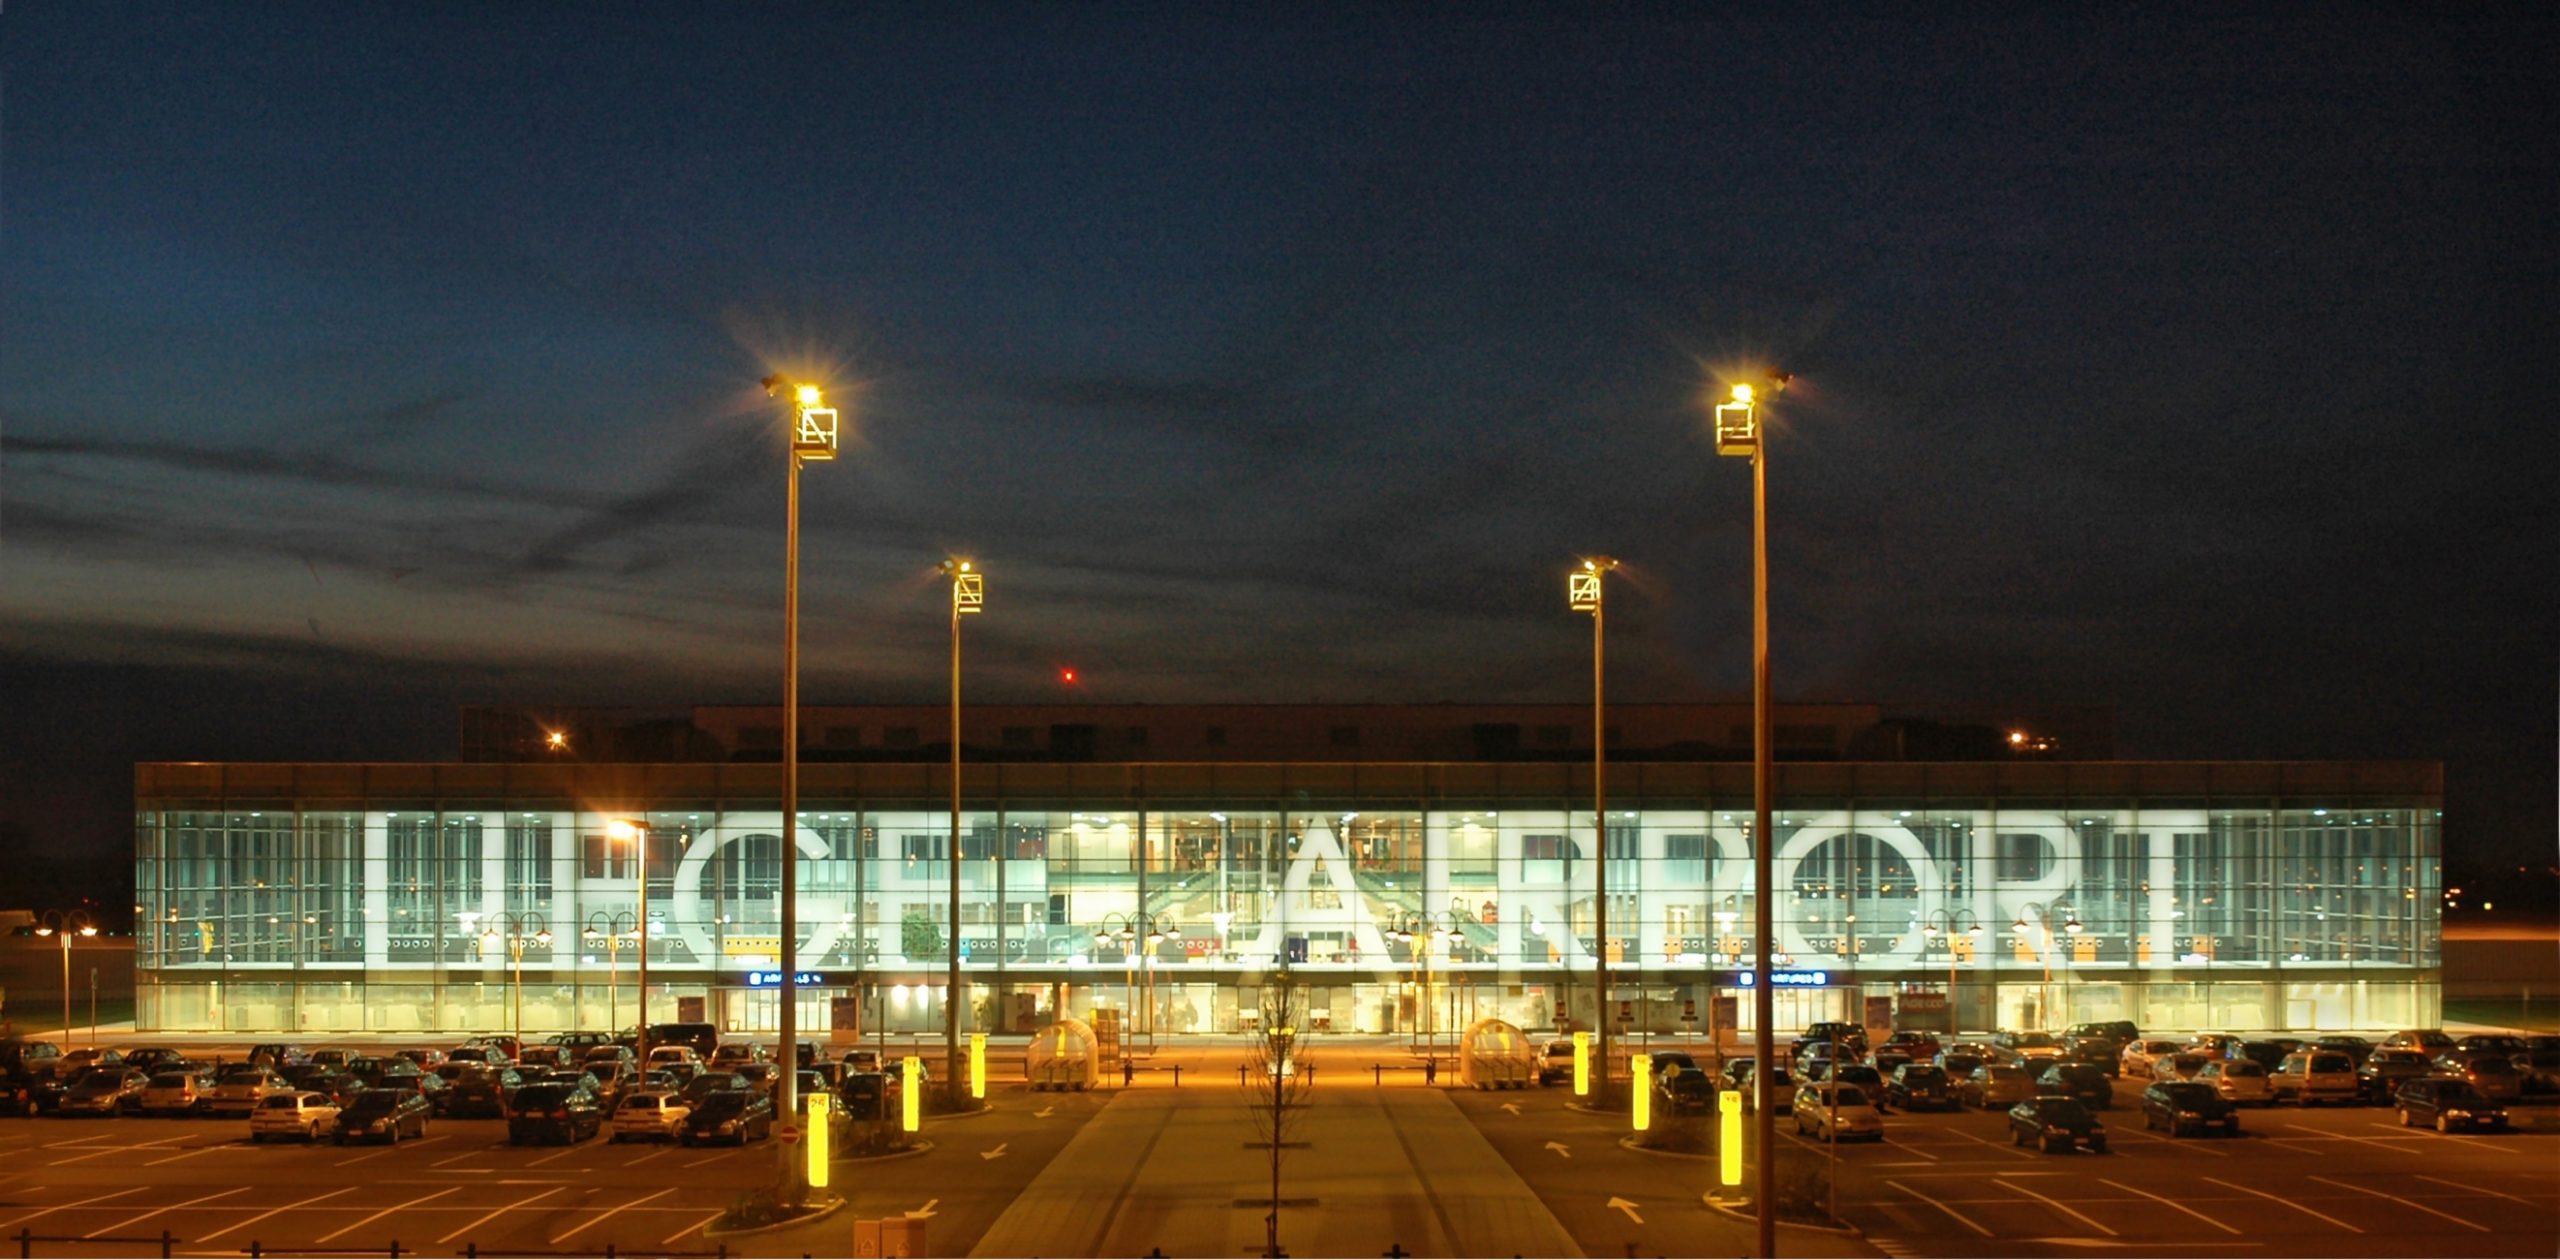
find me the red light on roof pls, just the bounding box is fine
[1060,668,1079,685]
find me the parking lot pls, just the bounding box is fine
[1448,1070,2560,1260]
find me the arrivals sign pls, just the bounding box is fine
[745,970,827,988]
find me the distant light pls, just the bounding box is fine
[1060,667,1079,684]
[545,731,568,751]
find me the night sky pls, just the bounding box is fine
[2,5,2551,906]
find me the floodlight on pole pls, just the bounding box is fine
[1569,555,1619,1105]
[942,556,983,1111]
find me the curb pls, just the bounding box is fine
[837,1137,936,1163]
[701,1192,849,1240]
[1617,1134,1715,1162]
[1700,1191,1863,1238]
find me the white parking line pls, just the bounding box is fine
[2102,1178,2241,1235]
[436,1185,561,1244]
[2363,1121,2507,1152]
[663,1208,725,1247]
[1885,1179,1991,1237]
[0,1186,147,1230]
[1995,1175,2121,1236]
[2307,1174,2489,1233]
[48,1135,189,1166]
[336,1134,447,1166]
[1943,1128,2037,1161]
[681,1150,732,1168]
[622,1146,672,1166]
[549,1187,672,1245]
[2201,1175,2362,1233]
[144,1144,234,1167]
[525,1146,587,1167]
[84,1187,249,1239]
[313,1186,460,1244]
[195,1186,356,1243]
[433,1146,500,1168]
[2414,1173,2538,1207]
[2289,1124,2413,1155]
[1879,1138,1940,1162]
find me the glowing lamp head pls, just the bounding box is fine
[1731,382,1754,403]
[795,384,822,406]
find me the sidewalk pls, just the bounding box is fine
[970,1082,1583,1258]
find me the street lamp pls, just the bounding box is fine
[1568,555,1618,1102]
[942,557,984,1110]
[33,911,99,1045]
[1095,911,1178,1054]
[606,819,652,1064]
[2011,901,2082,1029]
[1919,910,1983,1036]
[582,911,638,1035]
[761,375,838,1205]
[478,911,552,1047]
[1714,370,1787,1257]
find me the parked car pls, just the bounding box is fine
[1535,1040,1576,1087]
[2195,1058,2271,1106]
[2357,1050,2434,1103]
[2065,1036,2123,1076]
[466,1035,523,1061]
[1721,1057,1799,1113]
[839,1071,895,1121]
[680,1071,750,1108]
[393,1048,447,1070]
[515,1046,566,1071]
[1882,1031,1942,1062]
[1884,1064,1956,1111]
[2269,1051,2360,1105]
[208,1067,289,1116]
[121,1047,188,1074]
[140,1069,216,1116]
[710,1043,770,1070]
[250,1092,342,1142]
[607,1089,691,1142]
[2186,1033,2246,1061]
[1827,1062,1887,1097]
[1935,1050,1986,1082]
[307,1048,357,1071]
[549,1031,616,1053]
[334,1089,432,1144]
[444,1046,509,1069]
[2453,1034,2529,1058]
[1796,1022,1869,1060]
[1959,1064,2037,1109]
[2377,1029,2455,1056]
[1795,1082,1885,1141]
[2393,1078,2509,1133]
[2311,1034,2375,1066]
[247,1043,310,1070]
[646,1023,721,1058]
[2008,1096,2108,1153]
[1652,1053,1713,1115]
[2519,1048,2560,1094]
[54,1048,127,1076]
[2037,1063,2115,1109]
[646,1046,704,1084]
[440,1066,524,1118]
[2121,1039,2188,1079]
[506,1083,603,1145]
[2236,1041,2294,1072]
[2067,1020,2140,1046]
[57,1068,150,1116]
[2140,1081,2242,1137]
[676,1090,775,1145]
[2432,1053,2524,1102]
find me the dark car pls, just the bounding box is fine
[2454,1034,2529,1058]
[2067,1020,2140,1047]
[440,1066,524,1118]
[1936,1051,1985,1081]
[2008,1096,2108,1153]
[2141,1081,2241,1137]
[247,1043,311,1070]
[393,1048,447,1070]
[121,1047,188,1074]
[548,1031,616,1053]
[839,1071,895,1121]
[1870,1050,1913,1079]
[1827,1063,1889,1106]
[2065,1036,2123,1076]
[2393,1078,2508,1133]
[376,1067,449,1112]
[334,1089,433,1144]
[677,1089,775,1145]
[2312,1034,2375,1066]
[1884,1064,1956,1111]
[647,1023,721,1058]
[680,1071,750,1108]
[1651,1052,1712,1114]
[2038,1062,2114,1109]
[2235,1041,2293,1072]
[507,1083,603,1145]
[1796,1022,1868,1060]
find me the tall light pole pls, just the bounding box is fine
[608,819,652,1065]
[480,912,551,1048]
[1568,555,1618,1101]
[1716,373,1785,1256]
[583,911,637,1035]
[762,377,837,1205]
[2013,902,2082,1029]
[1920,911,1982,1036]
[34,911,98,1043]
[943,557,984,1109]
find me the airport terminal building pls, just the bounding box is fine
[131,704,2444,1039]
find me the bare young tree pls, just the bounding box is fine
[1240,970,1316,1259]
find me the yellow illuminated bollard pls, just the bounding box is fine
[903,1055,921,1132]
[1573,1030,1590,1096]
[806,1092,831,1189]
[1719,1088,1743,1186]
[970,1032,987,1100]
[1631,1053,1652,1132]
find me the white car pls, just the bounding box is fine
[1793,1082,1886,1141]
[607,1090,691,1142]
[646,1046,703,1077]
[250,1092,342,1142]
[2195,1058,2271,1106]
[208,1068,287,1116]
[2269,1051,2360,1105]
[2121,1039,2188,1078]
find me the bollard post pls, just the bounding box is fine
[247,1243,260,1260]
[1373,1064,1382,1086]
[17,1227,29,1260]
[388,1241,402,1259]
[160,1229,174,1258]
[1172,1064,1181,1087]
[465,1245,477,1259]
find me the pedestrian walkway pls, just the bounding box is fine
[971,1081,1583,1258]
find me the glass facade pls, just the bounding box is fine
[133,761,2442,1037]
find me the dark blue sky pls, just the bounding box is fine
[2,5,2552,885]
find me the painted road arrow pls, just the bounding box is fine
[1544,1140,1571,1158]
[1608,1197,1643,1224]
[905,1199,940,1219]
[1500,1102,1522,1115]
[1035,1106,1055,1118]
[981,1142,1009,1161]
